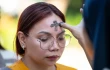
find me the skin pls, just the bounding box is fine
[50,20,61,31]
[18,13,65,70]
[60,19,94,67]
[58,8,94,67]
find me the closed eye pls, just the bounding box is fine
[39,38,49,42]
[58,35,65,41]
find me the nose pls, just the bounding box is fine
[49,41,60,51]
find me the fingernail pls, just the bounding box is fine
[59,22,64,27]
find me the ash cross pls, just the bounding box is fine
[50,20,60,31]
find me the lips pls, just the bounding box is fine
[46,56,59,61]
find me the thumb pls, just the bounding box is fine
[60,22,74,32]
[59,21,85,40]
[60,23,78,39]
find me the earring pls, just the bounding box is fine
[22,45,25,50]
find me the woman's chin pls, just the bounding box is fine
[43,60,57,66]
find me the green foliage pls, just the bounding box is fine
[65,0,82,25]
[64,0,83,47]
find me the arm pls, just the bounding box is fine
[60,19,94,67]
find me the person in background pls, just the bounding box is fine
[0,43,17,68]
[83,0,110,70]
[0,44,5,67]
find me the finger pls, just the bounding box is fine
[59,22,73,32]
[80,8,83,13]
[80,4,85,13]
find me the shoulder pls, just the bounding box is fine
[56,63,77,70]
[8,60,28,70]
[7,60,21,70]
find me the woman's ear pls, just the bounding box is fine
[17,31,26,50]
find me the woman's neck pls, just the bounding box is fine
[21,57,56,70]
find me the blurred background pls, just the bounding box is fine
[0,0,92,70]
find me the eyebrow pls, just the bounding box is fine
[38,30,65,37]
[57,30,65,36]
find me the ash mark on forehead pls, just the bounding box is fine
[50,20,60,31]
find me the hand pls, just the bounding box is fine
[60,8,85,41]
[60,7,94,67]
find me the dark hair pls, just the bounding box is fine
[16,2,65,56]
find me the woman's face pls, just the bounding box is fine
[23,13,65,66]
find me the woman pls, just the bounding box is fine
[2,2,94,70]
[6,2,77,70]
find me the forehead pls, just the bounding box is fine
[29,13,64,35]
